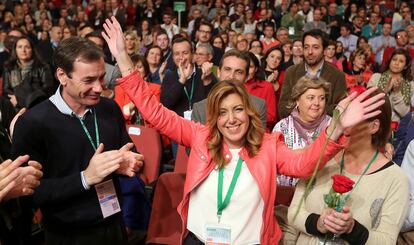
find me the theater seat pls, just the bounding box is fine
[174,145,189,174]
[146,172,185,245]
[275,185,295,206]
[127,125,162,185]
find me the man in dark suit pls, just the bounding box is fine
[35,25,62,67]
[278,29,347,119]
[192,50,267,128]
[110,0,126,27]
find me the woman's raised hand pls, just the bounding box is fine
[328,86,385,141]
[102,17,125,59]
[337,86,385,130]
[102,17,134,76]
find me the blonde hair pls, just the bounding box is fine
[207,80,264,168]
[124,30,140,54]
[288,76,331,110]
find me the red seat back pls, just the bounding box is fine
[127,125,162,185]
[146,172,185,244]
[174,145,189,173]
[275,185,296,206]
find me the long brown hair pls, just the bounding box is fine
[206,80,265,168]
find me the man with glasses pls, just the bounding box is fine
[194,43,218,76]
[196,20,223,65]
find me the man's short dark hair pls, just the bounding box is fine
[85,30,104,43]
[171,37,193,52]
[53,37,104,76]
[264,23,275,31]
[79,24,95,32]
[302,29,329,49]
[395,29,408,39]
[198,20,213,32]
[340,23,352,32]
[156,29,169,39]
[219,49,250,73]
[219,15,228,24]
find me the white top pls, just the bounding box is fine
[187,148,264,244]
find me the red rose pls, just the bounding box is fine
[348,85,366,96]
[331,174,355,194]
[391,121,399,131]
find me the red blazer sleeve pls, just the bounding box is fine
[118,71,204,147]
[275,130,344,177]
[114,85,133,123]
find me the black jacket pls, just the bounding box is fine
[3,63,54,108]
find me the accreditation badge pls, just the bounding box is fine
[288,26,295,35]
[95,179,121,218]
[183,110,193,120]
[205,223,231,245]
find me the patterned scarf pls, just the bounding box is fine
[290,108,329,145]
[10,60,34,88]
[377,70,411,105]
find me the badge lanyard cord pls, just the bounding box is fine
[217,158,243,223]
[77,110,100,151]
[338,149,379,211]
[183,75,195,110]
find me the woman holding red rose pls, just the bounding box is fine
[288,90,409,245]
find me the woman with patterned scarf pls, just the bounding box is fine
[3,36,53,109]
[368,48,414,122]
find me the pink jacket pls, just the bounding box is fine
[119,72,344,245]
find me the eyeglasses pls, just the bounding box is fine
[198,30,211,34]
[251,45,262,48]
[195,52,209,56]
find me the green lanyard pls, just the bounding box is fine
[183,75,195,110]
[338,149,379,211]
[77,111,100,151]
[217,158,244,223]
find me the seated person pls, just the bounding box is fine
[288,90,409,245]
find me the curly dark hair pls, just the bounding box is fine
[382,48,413,81]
